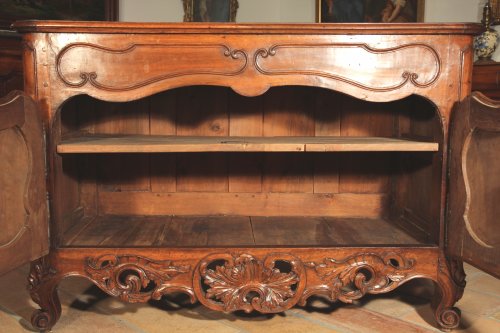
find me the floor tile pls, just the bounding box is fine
[291,302,435,333]
[466,273,500,298]
[455,289,500,317]
[91,297,241,333]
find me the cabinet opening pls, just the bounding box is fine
[55,86,443,248]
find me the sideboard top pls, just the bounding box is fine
[12,20,483,35]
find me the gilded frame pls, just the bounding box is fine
[316,0,425,23]
[183,0,239,22]
[182,0,239,22]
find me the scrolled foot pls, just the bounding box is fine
[31,309,56,332]
[436,306,461,331]
[28,257,62,332]
[432,255,465,331]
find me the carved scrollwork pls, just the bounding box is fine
[56,43,248,91]
[255,43,441,92]
[301,252,416,304]
[28,257,62,332]
[85,254,194,303]
[194,253,306,313]
[433,255,465,330]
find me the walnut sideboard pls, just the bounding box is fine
[1,21,498,332]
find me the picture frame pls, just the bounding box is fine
[183,0,239,22]
[316,0,425,23]
[0,0,119,29]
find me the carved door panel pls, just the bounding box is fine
[0,91,48,276]
[448,92,500,278]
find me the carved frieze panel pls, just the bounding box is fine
[85,254,194,303]
[56,43,248,91]
[255,43,441,92]
[301,252,417,304]
[194,253,306,313]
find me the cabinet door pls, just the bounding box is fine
[448,92,500,278]
[0,91,48,276]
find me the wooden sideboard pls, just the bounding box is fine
[472,61,500,99]
[0,30,23,96]
[1,21,498,332]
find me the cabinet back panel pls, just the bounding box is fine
[59,86,438,219]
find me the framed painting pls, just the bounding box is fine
[0,0,119,29]
[316,0,425,23]
[183,0,239,22]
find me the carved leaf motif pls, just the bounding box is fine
[85,255,192,303]
[304,252,415,304]
[202,254,300,313]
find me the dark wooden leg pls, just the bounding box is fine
[28,257,62,332]
[432,255,466,331]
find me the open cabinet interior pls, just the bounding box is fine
[53,86,443,248]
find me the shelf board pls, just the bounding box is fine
[63,215,427,247]
[57,135,439,153]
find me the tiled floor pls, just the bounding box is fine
[0,263,498,332]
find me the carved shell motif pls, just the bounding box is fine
[85,255,193,303]
[197,254,305,313]
[302,252,416,304]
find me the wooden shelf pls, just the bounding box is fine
[57,135,439,153]
[63,215,427,247]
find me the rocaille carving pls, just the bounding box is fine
[56,43,248,91]
[255,43,441,92]
[85,254,194,303]
[28,257,61,332]
[301,252,416,304]
[194,253,306,313]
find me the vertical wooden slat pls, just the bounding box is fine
[228,92,264,192]
[339,98,395,193]
[95,98,151,192]
[262,87,315,193]
[150,90,177,193]
[75,96,98,217]
[314,89,341,194]
[176,86,229,192]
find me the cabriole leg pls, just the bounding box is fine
[432,256,466,331]
[28,257,62,332]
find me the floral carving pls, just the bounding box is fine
[85,255,193,303]
[302,252,416,304]
[196,254,305,313]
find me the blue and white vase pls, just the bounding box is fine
[474,29,499,60]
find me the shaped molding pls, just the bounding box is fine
[255,43,441,92]
[56,43,248,91]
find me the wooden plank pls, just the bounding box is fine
[262,87,315,193]
[160,216,254,246]
[98,192,388,217]
[58,136,439,153]
[65,215,421,247]
[340,98,396,193]
[314,89,341,194]
[176,86,229,192]
[251,217,422,246]
[94,99,151,192]
[228,92,264,193]
[150,90,177,192]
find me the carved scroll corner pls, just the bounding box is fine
[84,254,194,303]
[195,253,305,313]
[300,252,417,305]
